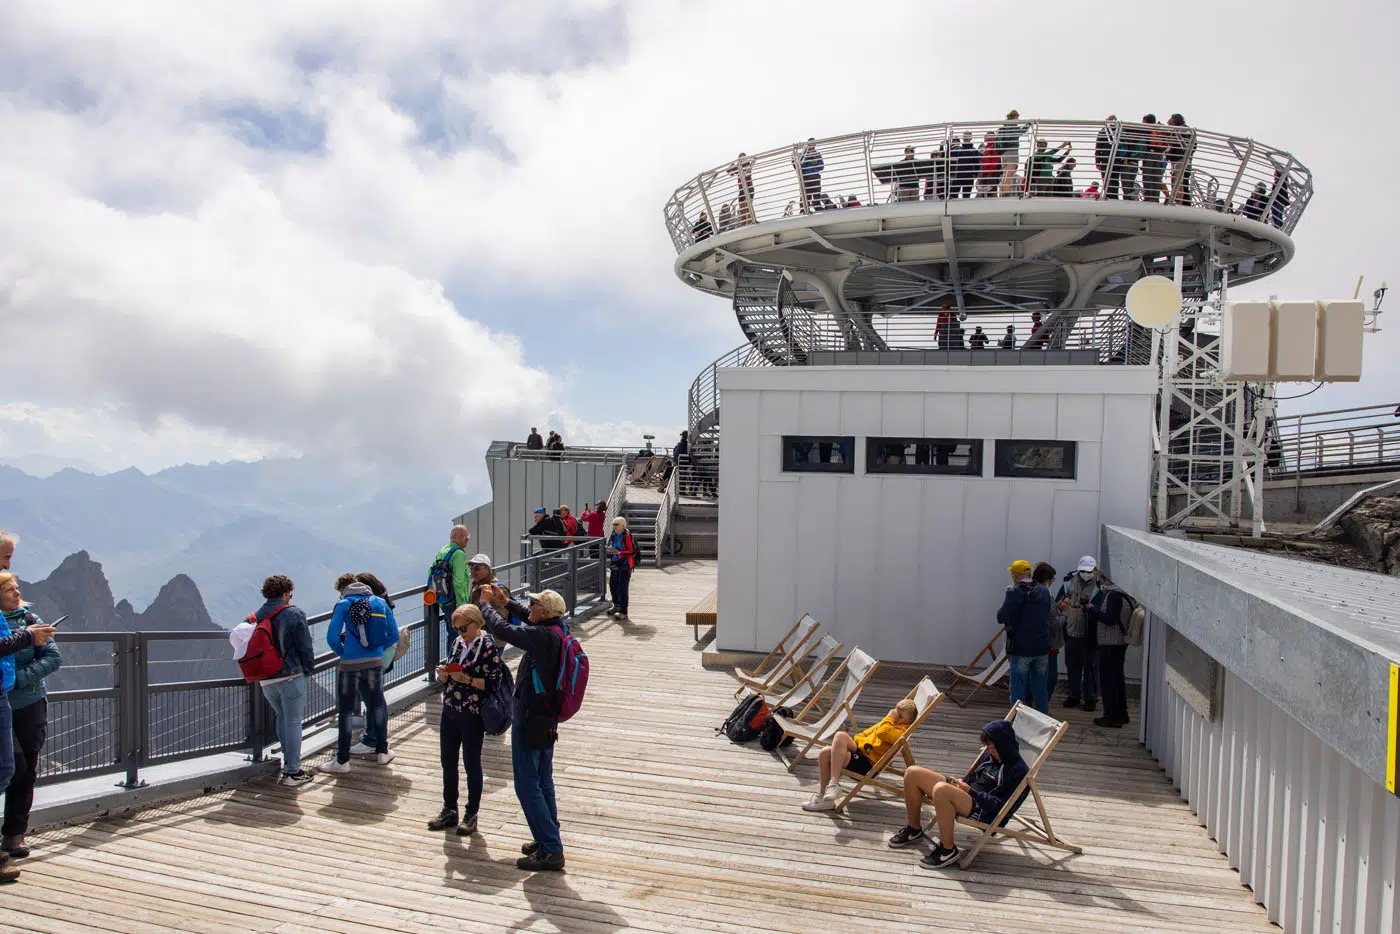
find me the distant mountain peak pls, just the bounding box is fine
[21,552,217,633]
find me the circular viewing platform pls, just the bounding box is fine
[666,118,1312,315]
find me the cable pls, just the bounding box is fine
[1266,382,1326,402]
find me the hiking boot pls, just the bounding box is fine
[887,825,924,848]
[278,770,313,788]
[919,845,962,870]
[1080,699,1098,712]
[375,751,396,766]
[427,808,458,831]
[516,850,565,872]
[1093,716,1124,729]
[0,866,17,884]
[521,841,540,856]
[348,742,376,757]
[319,758,351,775]
[456,812,478,836]
[801,793,836,812]
[1,836,27,859]
[1062,696,1080,709]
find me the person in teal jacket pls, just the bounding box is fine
[0,571,58,881]
[321,574,398,775]
[2,585,60,860]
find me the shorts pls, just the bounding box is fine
[845,751,874,775]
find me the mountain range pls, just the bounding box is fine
[1,457,475,627]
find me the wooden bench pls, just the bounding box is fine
[685,588,717,641]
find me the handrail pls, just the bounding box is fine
[654,466,680,565]
[605,458,629,531]
[1267,403,1400,478]
[665,118,1312,253]
[688,343,773,436]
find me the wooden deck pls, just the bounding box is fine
[7,560,1271,933]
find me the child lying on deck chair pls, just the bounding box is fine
[886,720,1028,869]
[801,699,918,811]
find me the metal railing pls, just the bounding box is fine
[37,539,610,790]
[665,118,1312,252]
[654,468,680,566]
[500,442,633,465]
[687,343,773,435]
[1267,403,1400,478]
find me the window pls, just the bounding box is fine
[994,440,1077,479]
[865,438,983,476]
[782,436,856,473]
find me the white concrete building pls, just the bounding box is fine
[716,364,1157,664]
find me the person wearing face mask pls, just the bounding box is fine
[1056,556,1104,711]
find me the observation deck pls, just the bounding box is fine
[666,118,1311,363]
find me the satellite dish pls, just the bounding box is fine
[1126,275,1183,327]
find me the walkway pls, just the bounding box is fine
[12,560,1271,933]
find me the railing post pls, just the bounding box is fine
[247,681,265,763]
[118,632,146,789]
[568,546,579,619]
[1223,139,1254,211]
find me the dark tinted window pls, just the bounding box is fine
[994,440,1077,479]
[866,438,983,476]
[782,436,856,473]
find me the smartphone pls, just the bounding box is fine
[440,662,464,673]
[49,615,68,628]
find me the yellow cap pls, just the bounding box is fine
[1008,560,1033,577]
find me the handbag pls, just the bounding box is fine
[481,664,515,735]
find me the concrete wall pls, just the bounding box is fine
[455,457,619,570]
[1167,470,1400,526]
[717,365,1156,664]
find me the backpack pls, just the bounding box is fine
[758,706,795,750]
[428,545,461,607]
[530,623,590,723]
[719,693,770,744]
[345,596,393,649]
[238,606,287,682]
[1123,595,1146,646]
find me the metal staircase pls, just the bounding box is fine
[622,499,660,565]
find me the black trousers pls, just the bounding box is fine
[3,699,47,837]
[1099,645,1130,723]
[440,707,485,814]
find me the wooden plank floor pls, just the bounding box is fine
[5,560,1271,933]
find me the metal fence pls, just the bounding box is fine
[1267,403,1400,478]
[36,539,610,790]
[665,118,1313,253]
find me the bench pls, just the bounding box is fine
[685,588,717,641]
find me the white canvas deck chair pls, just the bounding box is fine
[763,634,843,712]
[732,614,821,699]
[834,677,945,812]
[627,457,650,482]
[771,648,880,773]
[939,701,1081,869]
[942,630,1009,708]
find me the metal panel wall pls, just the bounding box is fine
[1145,618,1400,933]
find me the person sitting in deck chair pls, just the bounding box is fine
[887,720,1028,870]
[801,698,917,811]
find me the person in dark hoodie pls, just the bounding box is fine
[252,575,316,787]
[482,585,570,872]
[997,560,1053,714]
[888,720,1029,869]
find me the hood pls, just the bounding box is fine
[341,582,373,597]
[982,720,1021,764]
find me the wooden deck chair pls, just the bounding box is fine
[762,634,843,712]
[942,630,1009,707]
[834,677,945,812]
[939,701,1082,869]
[771,648,880,773]
[732,614,821,699]
[628,457,650,483]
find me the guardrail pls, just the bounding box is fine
[666,118,1312,253]
[498,443,633,465]
[1268,403,1400,478]
[38,539,608,790]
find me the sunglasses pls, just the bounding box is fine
[454,625,475,633]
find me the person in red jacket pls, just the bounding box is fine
[580,501,607,539]
[606,517,637,620]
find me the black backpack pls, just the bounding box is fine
[719,693,769,743]
[758,706,795,750]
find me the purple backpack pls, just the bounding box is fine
[531,624,590,723]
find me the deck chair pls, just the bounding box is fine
[762,634,843,712]
[771,648,880,773]
[628,457,651,483]
[942,630,1009,707]
[834,677,945,812]
[732,614,821,699]
[937,701,1082,869]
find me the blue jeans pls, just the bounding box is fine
[337,667,387,763]
[0,694,13,794]
[1008,655,1050,715]
[511,719,561,855]
[262,675,308,774]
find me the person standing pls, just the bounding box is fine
[1091,575,1134,728]
[526,428,544,451]
[1139,115,1167,203]
[559,505,580,546]
[0,573,54,885]
[529,507,567,551]
[607,517,637,621]
[321,574,399,774]
[0,532,14,572]
[1095,116,1120,200]
[1,572,61,860]
[997,560,1052,714]
[1165,113,1194,204]
[998,325,1016,349]
[428,604,508,836]
[996,110,1028,196]
[481,587,571,871]
[798,138,825,212]
[431,526,471,647]
[952,132,978,198]
[251,575,315,786]
[1057,556,1103,712]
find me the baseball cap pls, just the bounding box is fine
[1076,555,1097,573]
[526,589,567,618]
[468,553,492,568]
[1007,560,1033,577]
[534,507,546,515]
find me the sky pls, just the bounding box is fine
[1,0,1396,494]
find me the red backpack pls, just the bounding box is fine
[239,605,287,682]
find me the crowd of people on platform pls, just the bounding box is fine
[524,427,567,457]
[691,111,1295,241]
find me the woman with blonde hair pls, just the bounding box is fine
[0,572,58,883]
[606,516,637,620]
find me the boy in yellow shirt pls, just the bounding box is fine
[802,698,918,811]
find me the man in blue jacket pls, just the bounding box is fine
[321,573,398,774]
[253,575,316,787]
[997,560,1053,714]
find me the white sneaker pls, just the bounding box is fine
[801,793,836,812]
[319,758,351,775]
[348,742,375,757]
[375,751,396,766]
